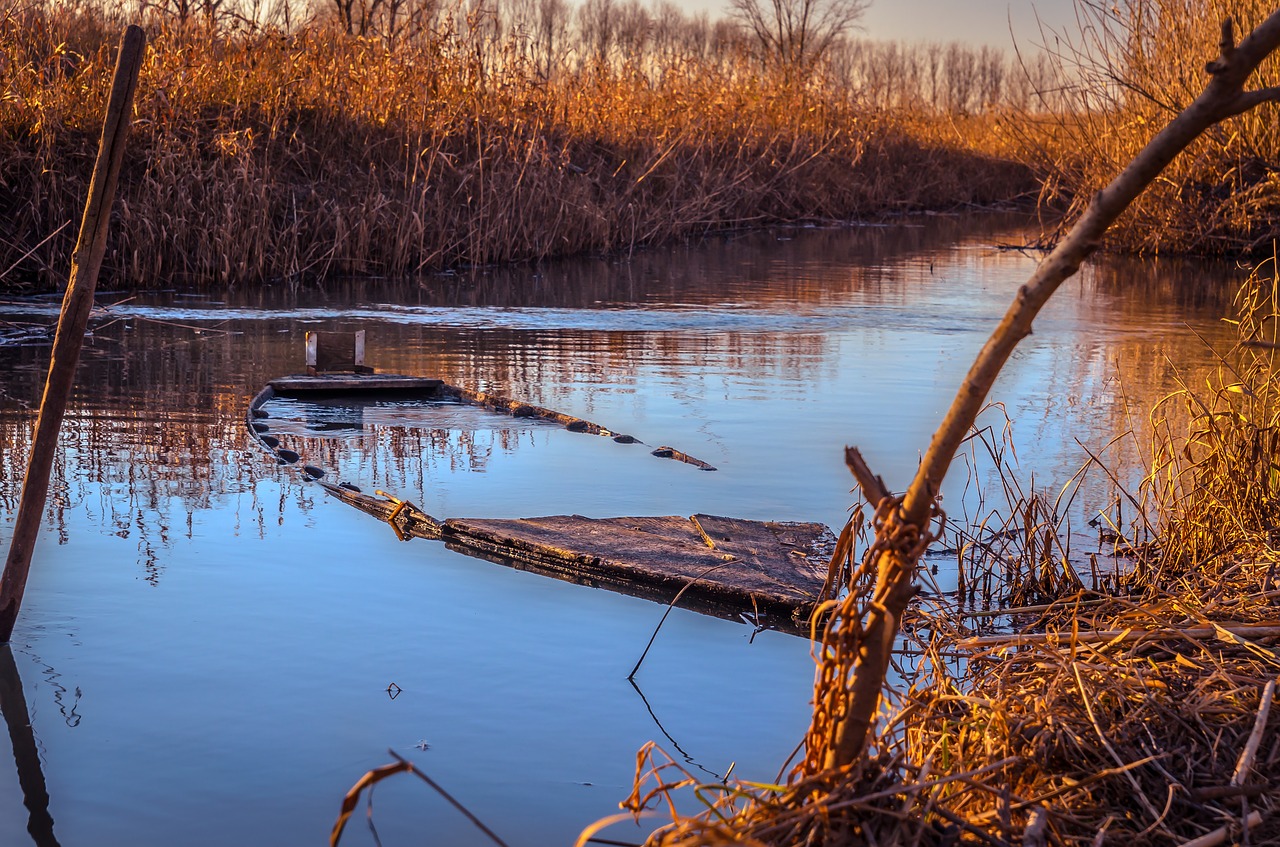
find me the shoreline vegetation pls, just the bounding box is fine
[605,7,1280,845]
[7,2,1280,295]
[615,252,1280,846]
[6,1,1280,845]
[1,0,1043,294]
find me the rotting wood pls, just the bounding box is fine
[243,371,812,626]
[0,26,145,644]
[270,374,443,392]
[444,514,834,627]
[305,480,835,630]
[440,383,613,434]
[316,481,445,539]
[252,370,718,471]
[652,446,717,471]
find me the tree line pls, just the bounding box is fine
[124,0,1067,114]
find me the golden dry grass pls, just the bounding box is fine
[1021,0,1280,255]
[0,4,1033,293]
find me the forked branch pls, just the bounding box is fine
[819,11,1280,771]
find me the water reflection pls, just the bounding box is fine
[627,679,724,783]
[0,218,1249,576]
[0,215,1256,847]
[0,646,60,847]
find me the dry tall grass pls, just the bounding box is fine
[1023,0,1280,254]
[0,3,1033,293]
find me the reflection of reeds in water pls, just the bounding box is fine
[614,264,1280,845]
[271,412,545,485]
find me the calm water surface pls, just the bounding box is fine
[0,216,1246,846]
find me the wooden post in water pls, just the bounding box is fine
[0,26,145,643]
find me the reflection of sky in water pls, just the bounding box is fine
[0,217,1249,846]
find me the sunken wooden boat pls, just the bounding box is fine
[245,331,836,633]
[316,481,836,632]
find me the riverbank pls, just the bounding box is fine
[619,252,1280,847]
[1,8,1034,294]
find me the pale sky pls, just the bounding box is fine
[679,0,1082,50]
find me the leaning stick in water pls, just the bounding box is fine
[0,26,146,643]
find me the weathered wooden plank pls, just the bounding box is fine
[651,446,717,471]
[270,374,443,393]
[690,515,830,593]
[246,367,832,630]
[316,482,444,539]
[442,514,833,626]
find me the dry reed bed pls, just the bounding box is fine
[1022,0,1280,255]
[613,263,1280,845]
[0,8,1032,293]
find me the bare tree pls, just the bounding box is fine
[728,0,869,73]
[576,0,616,65]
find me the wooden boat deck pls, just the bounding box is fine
[269,373,444,393]
[316,482,835,631]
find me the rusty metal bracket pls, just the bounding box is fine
[376,490,413,541]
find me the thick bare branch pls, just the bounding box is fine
[844,446,890,506]
[820,10,1280,770]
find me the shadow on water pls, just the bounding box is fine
[0,646,60,847]
[627,678,724,782]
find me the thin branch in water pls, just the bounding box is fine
[628,562,732,680]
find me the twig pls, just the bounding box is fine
[0,221,70,282]
[845,446,891,506]
[1174,811,1262,847]
[629,562,731,680]
[388,751,511,847]
[1232,678,1276,786]
[331,760,412,846]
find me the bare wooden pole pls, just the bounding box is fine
[819,14,1280,770]
[0,26,145,644]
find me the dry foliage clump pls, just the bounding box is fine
[1028,0,1280,255]
[610,262,1280,845]
[0,2,1033,293]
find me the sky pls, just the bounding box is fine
[681,0,1083,50]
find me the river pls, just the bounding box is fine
[0,214,1246,846]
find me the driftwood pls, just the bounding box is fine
[816,14,1280,771]
[0,27,145,643]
